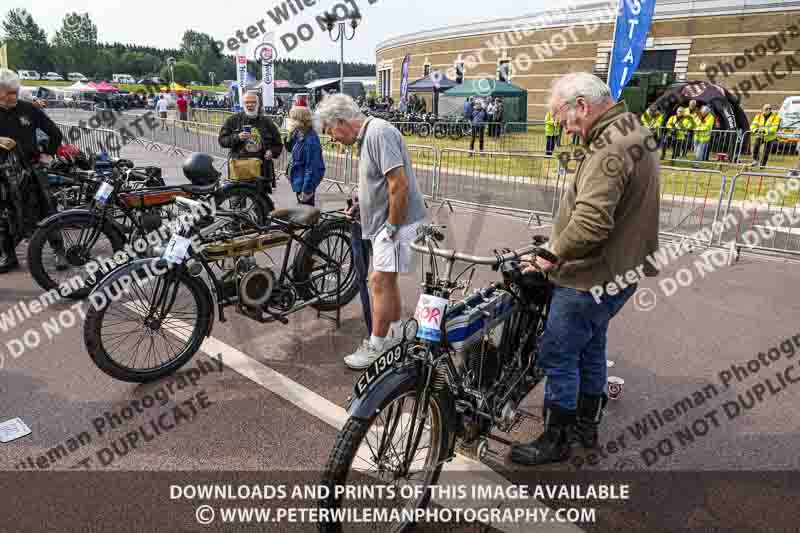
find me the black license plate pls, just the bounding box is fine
[353,343,406,400]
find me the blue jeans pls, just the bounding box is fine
[351,223,372,336]
[695,141,709,161]
[537,284,636,411]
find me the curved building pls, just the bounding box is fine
[375,0,800,121]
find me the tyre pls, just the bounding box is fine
[400,124,413,137]
[293,218,362,311]
[84,262,212,382]
[433,124,447,139]
[319,388,451,533]
[418,123,431,138]
[216,185,272,226]
[27,212,127,300]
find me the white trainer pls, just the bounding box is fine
[344,339,385,370]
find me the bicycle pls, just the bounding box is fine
[318,224,557,532]
[83,196,365,383]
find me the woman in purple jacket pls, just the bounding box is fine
[287,106,325,206]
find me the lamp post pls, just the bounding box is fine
[322,10,361,95]
[167,56,176,88]
[209,72,215,87]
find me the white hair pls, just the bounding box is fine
[315,93,363,126]
[701,105,711,113]
[550,72,613,106]
[0,69,20,91]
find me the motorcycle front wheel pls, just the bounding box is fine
[84,261,212,382]
[319,388,451,533]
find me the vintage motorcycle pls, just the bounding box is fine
[318,225,557,532]
[83,196,364,383]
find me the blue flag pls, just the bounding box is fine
[608,0,657,101]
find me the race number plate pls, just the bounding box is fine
[353,343,406,400]
[414,294,448,342]
[162,234,191,265]
[94,182,114,205]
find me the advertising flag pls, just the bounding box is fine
[258,33,277,109]
[400,55,411,111]
[608,0,657,100]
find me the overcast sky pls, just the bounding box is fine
[3,0,555,63]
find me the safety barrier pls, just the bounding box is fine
[657,166,727,246]
[719,171,800,258]
[54,122,123,158]
[739,131,800,167]
[435,148,563,223]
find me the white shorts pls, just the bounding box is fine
[370,222,421,273]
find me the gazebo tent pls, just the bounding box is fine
[94,81,120,92]
[443,80,528,123]
[160,82,191,94]
[405,71,457,116]
[66,81,96,93]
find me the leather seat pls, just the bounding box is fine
[180,182,218,195]
[269,206,321,225]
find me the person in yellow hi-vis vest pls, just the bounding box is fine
[750,103,782,167]
[675,108,696,159]
[642,105,664,131]
[694,106,716,162]
[545,110,562,155]
[662,108,680,160]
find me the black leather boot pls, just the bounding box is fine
[0,225,19,273]
[574,393,607,449]
[510,405,576,466]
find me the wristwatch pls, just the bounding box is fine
[384,222,399,238]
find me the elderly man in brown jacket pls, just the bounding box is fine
[511,73,661,466]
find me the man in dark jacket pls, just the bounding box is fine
[510,73,660,467]
[218,91,283,188]
[469,99,488,153]
[0,68,63,272]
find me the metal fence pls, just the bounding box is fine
[54,122,123,158]
[719,171,800,257]
[435,148,563,222]
[658,166,727,246]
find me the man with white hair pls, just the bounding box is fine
[218,91,283,189]
[0,68,63,272]
[315,93,426,369]
[510,72,660,466]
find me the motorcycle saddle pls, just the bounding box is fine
[269,206,321,225]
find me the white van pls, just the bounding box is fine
[18,70,40,80]
[68,72,88,82]
[112,74,136,84]
[777,97,800,153]
[43,72,63,81]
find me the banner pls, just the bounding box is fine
[608,0,656,101]
[235,54,248,111]
[399,55,411,112]
[257,33,277,110]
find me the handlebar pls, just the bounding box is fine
[410,225,558,266]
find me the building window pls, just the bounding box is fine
[604,50,677,73]
[455,62,465,84]
[379,68,392,98]
[498,60,511,82]
[423,63,431,76]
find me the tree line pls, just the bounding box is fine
[1,9,375,85]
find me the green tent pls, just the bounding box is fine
[443,80,528,122]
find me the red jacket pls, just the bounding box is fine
[176,98,188,113]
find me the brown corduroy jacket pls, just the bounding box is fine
[549,102,661,291]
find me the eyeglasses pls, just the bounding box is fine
[552,96,582,122]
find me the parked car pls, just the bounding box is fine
[18,70,40,80]
[777,96,800,153]
[112,74,136,84]
[67,72,89,82]
[42,72,63,81]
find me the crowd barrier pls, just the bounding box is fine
[719,171,800,258]
[52,114,800,261]
[54,122,123,158]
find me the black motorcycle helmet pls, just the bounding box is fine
[182,153,220,186]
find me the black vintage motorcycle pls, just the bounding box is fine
[318,225,557,532]
[83,196,363,383]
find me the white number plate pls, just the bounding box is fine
[162,234,192,265]
[414,294,448,342]
[94,182,114,205]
